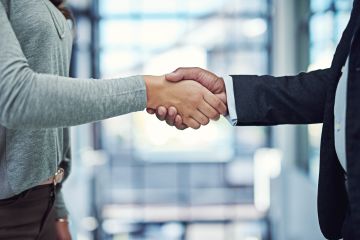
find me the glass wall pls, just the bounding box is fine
[67,0,273,239]
[307,0,352,182]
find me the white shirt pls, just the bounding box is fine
[224,66,349,173]
[334,58,349,172]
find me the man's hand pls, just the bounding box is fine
[146,68,227,130]
[167,67,226,101]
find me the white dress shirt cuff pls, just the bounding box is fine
[223,75,238,126]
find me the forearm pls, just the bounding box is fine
[0,71,146,129]
[0,3,147,129]
[230,69,334,125]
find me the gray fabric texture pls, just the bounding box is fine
[0,0,147,218]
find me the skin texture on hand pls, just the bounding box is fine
[55,221,72,240]
[166,67,227,102]
[146,68,227,130]
[144,75,227,129]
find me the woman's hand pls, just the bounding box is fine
[144,75,227,129]
[146,106,188,130]
[55,220,72,240]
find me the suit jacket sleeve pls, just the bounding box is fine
[231,69,334,126]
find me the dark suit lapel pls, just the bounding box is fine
[343,1,360,237]
[317,1,360,239]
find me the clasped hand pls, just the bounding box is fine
[145,67,227,130]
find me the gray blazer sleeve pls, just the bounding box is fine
[0,2,147,130]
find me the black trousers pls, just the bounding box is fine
[0,184,57,240]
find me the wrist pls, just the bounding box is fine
[143,75,165,109]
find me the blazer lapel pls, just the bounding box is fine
[317,1,360,239]
[343,1,360,236]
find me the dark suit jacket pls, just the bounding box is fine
[231,1,360,239]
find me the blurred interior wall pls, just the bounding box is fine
[269,0,324,239]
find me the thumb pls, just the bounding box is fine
[165,72,182,82]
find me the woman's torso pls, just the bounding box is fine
[0,0,73,198]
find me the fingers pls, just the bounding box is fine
[203,91,227,115]
[198,101,221,121]
[175,115,188,130]
[183,117,201,130]
[146,108,155,114]
[155,106,167,121]
[165,107,177,126]
[191,111,210,126]
[154,106,188,129]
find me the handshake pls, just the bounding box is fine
[144,67,228,130]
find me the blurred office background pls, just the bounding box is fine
[62,0,353,239]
